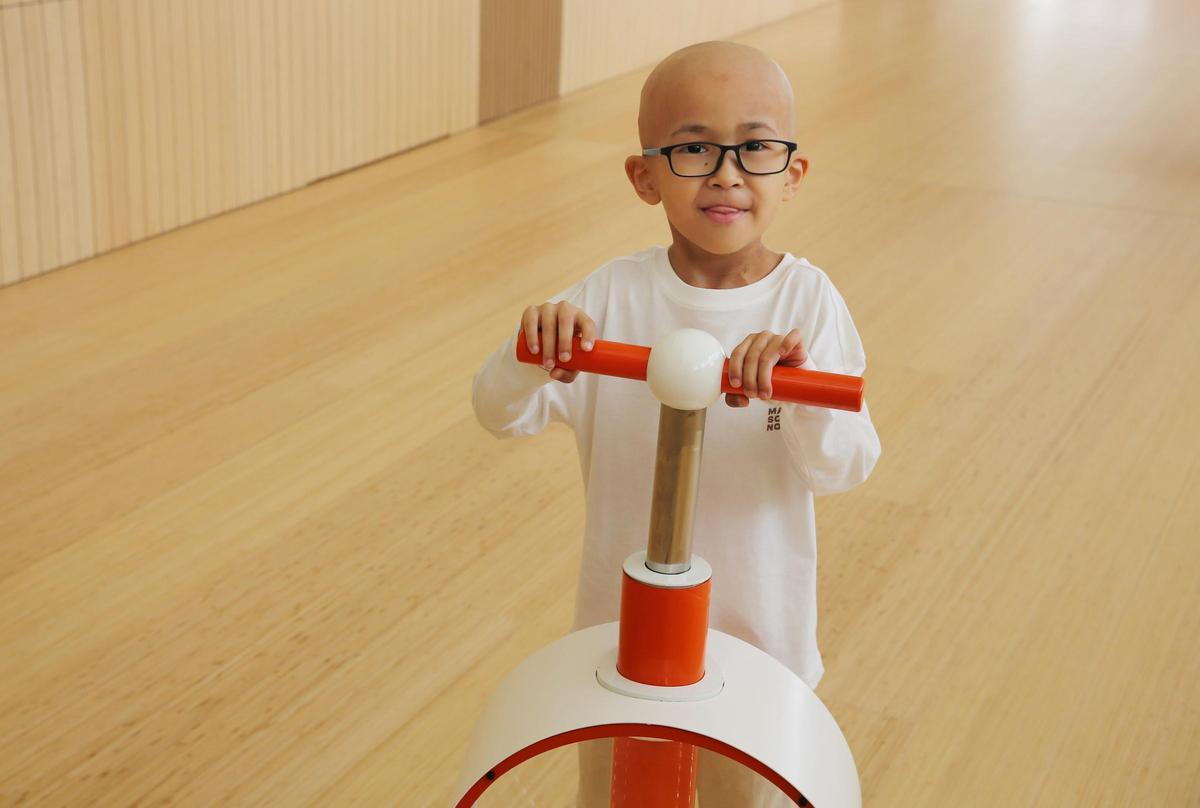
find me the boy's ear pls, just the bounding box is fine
[625,155,661,205]
[781,152,809,202]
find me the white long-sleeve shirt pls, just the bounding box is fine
[472,246,881,687]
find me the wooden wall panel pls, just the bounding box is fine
[559,0,834,95]
[1,0,481,288]
[0,0,839,288]
[479,0,562,123]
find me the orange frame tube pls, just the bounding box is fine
[516,333,863,412]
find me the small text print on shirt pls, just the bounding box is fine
[767,406,781,431]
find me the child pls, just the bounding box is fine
[472,40,881,808]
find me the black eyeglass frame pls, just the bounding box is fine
[642,139,799,178]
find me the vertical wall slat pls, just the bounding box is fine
[318,0,331,180]
[117,0,145,242]
[62,0,94,264]
[0,8,21,286]
[359,0,370,167]
[41,2,76,271]
[288,0,305,187]
[98,1,129,249]
[169,0,193,227]
[78,1,109,254]
[198,0,218,219]
[3,7,40,278]
[329,0,339,171]
[320,0,329,179]
[371,0,382,162]
[260,0,275,197]
[360,0,369,165]
[345,0,355,167]
[343,0,355,168]
[397,1,409,150]
[301,0,314,185]
[150,0,177,232]
[455,0,482,133]
[133,0,160,237]
[384,0,395,156]
[270,0,288,192]
[346,0,358,168]
[418,1,428,145]
[23,4,59,276]
[229,0,247,208]
[186,0,206,220]
[246,0,264,203]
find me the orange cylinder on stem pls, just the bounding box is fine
[617,574,710,686]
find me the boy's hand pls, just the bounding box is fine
[521,302,597,384]
[726,329,807,407]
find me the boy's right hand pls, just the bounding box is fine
[521,302,596,383]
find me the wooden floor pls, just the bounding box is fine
[2,0,1199,805]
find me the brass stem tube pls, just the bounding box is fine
[645,405,707,574]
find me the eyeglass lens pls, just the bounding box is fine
[670,141,790,177]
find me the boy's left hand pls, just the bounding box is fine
[726,329,808,408]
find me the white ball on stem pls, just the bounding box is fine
[646,329,726,411]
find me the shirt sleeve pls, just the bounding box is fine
[780,277,882,495]
[471,279,589,438]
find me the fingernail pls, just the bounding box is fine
[532,342,539,353]
[731,377,741,388]
[543,360,554,369]
[559,351,570,361]
[582,340,593,351]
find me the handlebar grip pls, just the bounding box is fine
[516,333,863,412]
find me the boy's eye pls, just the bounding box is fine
[681,143,710,154]
[742,140,766,151]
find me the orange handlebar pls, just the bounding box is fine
[516,333,864,412]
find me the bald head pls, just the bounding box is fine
[638,41,795,147]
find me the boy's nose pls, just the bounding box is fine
[707,152,744,187]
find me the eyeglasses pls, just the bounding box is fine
[642,139,798,178]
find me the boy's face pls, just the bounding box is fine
[626,45,808,257]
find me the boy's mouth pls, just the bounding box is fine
[701,205,747,224]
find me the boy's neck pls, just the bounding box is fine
[666,239,784,290]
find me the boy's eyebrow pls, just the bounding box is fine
[669,121,778,137]
[670,123,711,137]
